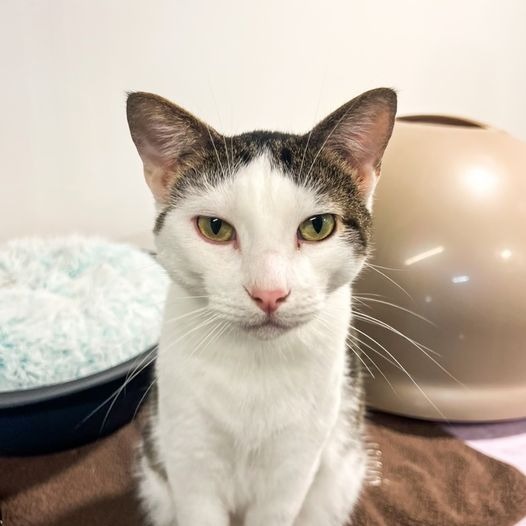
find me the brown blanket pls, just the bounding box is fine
[1,412,525,526]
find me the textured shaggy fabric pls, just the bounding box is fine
[0,237,168,391]
[1,412,525,526]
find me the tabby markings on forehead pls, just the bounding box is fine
[153,132,372,252]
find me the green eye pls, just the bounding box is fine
[196,216,235,242]
[298,214,336,241]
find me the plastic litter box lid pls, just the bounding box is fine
[356,115,526,422]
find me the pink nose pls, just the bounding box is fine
[248,288,290,314]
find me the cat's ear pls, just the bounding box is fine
[126,92,219,203]
[309,88,397,205]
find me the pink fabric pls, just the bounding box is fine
[447,419,526,526]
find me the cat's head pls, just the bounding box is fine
[127,89,396,339]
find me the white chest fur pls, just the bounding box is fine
[140,282,364,526]
[157,281,351,442]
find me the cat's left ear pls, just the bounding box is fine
[310,88,397,206]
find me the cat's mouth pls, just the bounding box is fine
[241,317,298,339]
[249,319,286,329]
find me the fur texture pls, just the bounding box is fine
[126,88,396,526]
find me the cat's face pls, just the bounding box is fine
[127,89,396,339]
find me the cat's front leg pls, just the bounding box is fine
[167,458,230,526]
[160,433,231,525]
[244,430,325,526]
[171,495,229,526]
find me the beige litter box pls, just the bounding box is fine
[356,115,526,422]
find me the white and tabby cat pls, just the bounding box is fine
[126,87,397,526]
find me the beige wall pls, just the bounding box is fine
[1,0,525,246]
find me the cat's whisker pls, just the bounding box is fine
[207,78,233,178]
[77,349,157,430]
[348,331,403,372]
[109,312,222,426]
[76,339,158,427]
[351,325,449,421]
[99,352,158,432]
[188,317,226,359]
[353,311,464,389]
[355,311,442,366]
[367,262,405,272]
[353,292,385,299]
[353,309,440,356]
[161,312,221,355]
[206,321,232,357]
[133,378,156,421]
[223,135,233,177]
[78,310,217,429]
[207,322,235,363]
[162,306,211,325]
[123,344,158,389]
[86,305,208,368]
[314,314,376,380]
[353,297,436,326]
[346,341,375,379]
[352,343,398,396]
[362,263,413,301]
[299,76,326,185]
[205,125,228,180]
[347,334,399,395]
[298,129,314,184]
[314,313,398,394]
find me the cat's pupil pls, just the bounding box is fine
[210,218,222,235]
[311,216,323,234]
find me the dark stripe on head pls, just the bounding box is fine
[154,207,171,234]
[166,131,372,251]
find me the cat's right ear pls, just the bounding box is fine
[126,92,218,203]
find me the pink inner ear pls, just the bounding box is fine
[137,138,166,168]
[136,137,177,203]
[346,109,393,168]
[335,107,394,200]
[143,165,174,204]
[354,163,378,203]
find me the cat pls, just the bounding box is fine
[126,87,397,526]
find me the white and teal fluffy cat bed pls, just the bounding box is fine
[0,236,169,392]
